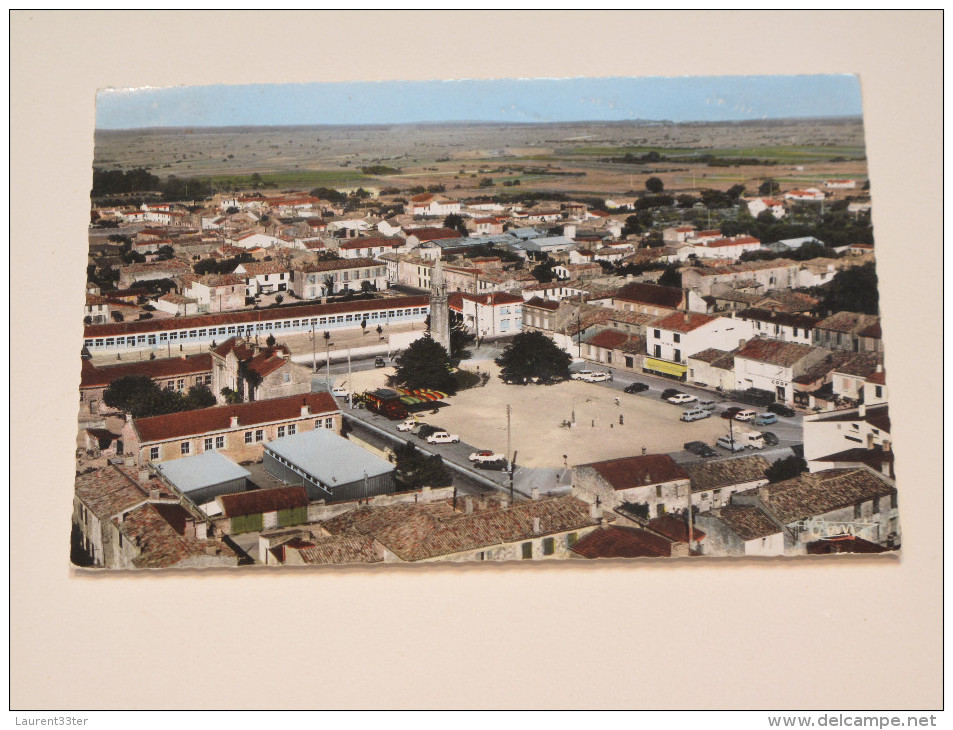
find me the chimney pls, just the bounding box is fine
[643,473,652,485]
[531,487,539,501]
[480,494,488,510]
[533,517,541,534]
[464,497,473,515]
[148,487,160,500]
[499,497,509,510]
[180,353,188,360]
[876,363,883,373]
[195,521,207,540]
[883,440,891,453]
[124,454,135,467]
[300,403,311,417]
[858,403,866,417]
[881,460,892,478]
[230,415,239,428]
[589,501,602,520]
[757,487,771,504]
[599,516,609,530]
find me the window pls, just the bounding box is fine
[255,430,264,442]
[793,328,799,338]
[875,385,883,398]
[890,494,898,509]
[673,333,680,343]
[204,437,214,451]
[287,424,296,435]
[656,485,662,498]
[315,419,323,429]
[872,499,880,515]
[521,542,533,560]
[625,356,634,368]
[283,373,291,383]
[653,329,661,339]
[567,532,578,548]
[150,446,159,461]
[277,426,286,438]
[177,379,185,391]
[542,537,555,556]
[325,417,334,429]
[215,435,225,449]
[673,349,681,362]
[245,431,253,444]
[654,345,662,358]
[853,504,862,519]
[181,442,191,455]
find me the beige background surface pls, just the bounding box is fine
[10,11,942,710]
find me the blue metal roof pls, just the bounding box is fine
[264,429,394,485]
[155,451,251,494]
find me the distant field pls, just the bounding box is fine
[565,145,866,162]
[208,169,369,188]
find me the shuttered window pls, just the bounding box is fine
[231,513,264,535]
[277,507,308,527]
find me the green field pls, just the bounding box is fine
[565,145,866,163]
[207,169,369,188]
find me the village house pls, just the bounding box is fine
[802,403,892,470]
[694,505,786,557]
[404,193,461,217]
[117,260,191,289]
[681,455,771,512]
[289,257,388,298]
[336,237,408,259]
[520,297,561,334]
[605,281,686,317]
[746,197,786,218]
[678,235,762,261]
[569,523,690,559]
[217,486,311,537]
[686,348,737,390]
[228,231,286,250]
[830,353,885,402]
[181,273,246,312]
[680,259,800,297]
[210,337,313,403]
[153,292,201,317]
[863,367,888,406]
[825,179,857,189]
[79,354,214,416]
[470,216,506,236]
[735,308,818,345]
[121,391,342,466]
[448,291,524,338]
[813,312,883,354]
[662,225,697,244]
[645,310,753,382]
[572,454,692,518]
[232,261,292,297]
[318,493,607,563]
[783,188,826,202]
[733,337,831,404]
[401,226,463,248]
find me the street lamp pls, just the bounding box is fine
[323,331,331,391]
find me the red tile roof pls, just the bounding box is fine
[338,237,403,250]
[84,295,429,338]
[523,297,560,312]
[647,514,706,543]
[117,503,237,569]
[748,468,896,524]
[735,337,817,367]
[403,227,462,242]
[133,392,339,443]
[295,257,384,273]
[613,282,683,310]
[577,454,689,490]
[219,486,309,518]
[718,506,782,541]
[806,535,890,554]
[583,329,631,351]
[651,310,716,333]
[80,354,213,389]
[447,291,524,310]
[571,525,673,558]
[700,236,761,248]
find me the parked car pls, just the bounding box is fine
[374,357,386,368]
[571,370,594,381]
[716,435,747,452]
[469,450,505,463]
[474,458,509,471]
[754,413,778,426]
[667,393,697,405]
[767,403,797,418]
[397,418,421,432]
[427,431,460,444]
[331,386,349,398]
[732,427,765,450]
[623,382,649,394]
[721,406,743,420]
[684,441,717,458]
[761,432,780,446]
[698,400,717,411]
[583,372,612,383]
[416,424,441,440]
[680,407,711,422]
[661,388,682,400]
[734,409,757,422]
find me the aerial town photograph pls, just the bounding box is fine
[72,74,897,570]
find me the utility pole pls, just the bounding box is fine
[311,322,317,373]
[506,404,512,465]
[347,347,352,408]
[324,331,331,391]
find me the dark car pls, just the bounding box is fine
[474,458,509,471]
[767,403,796,418]
[623,382,649,394]
[684,441,717,458]
[661,388,683,400]
[721,406,743,420]
[374,357,386,368]
[761,431,780,446]
[416,424,441,440]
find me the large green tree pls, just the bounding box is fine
[645,176,665,194]
[820,262,879,315]
[495,331,572,385]
[103,375,217,419]
[765,455,808,483]
[391,335,458,394]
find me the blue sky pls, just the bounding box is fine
[96,75,862,130]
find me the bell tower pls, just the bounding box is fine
[429,256,451,353]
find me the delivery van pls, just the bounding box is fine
[680,407,712,422]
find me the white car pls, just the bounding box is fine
[667,393,698,405]
[427,431,460,444]
[582,372,612,383]
[734,409,758,422]
[570,370,594,381]
[396,419,421,432]
[331,386,349,398]
[469,450,505,463]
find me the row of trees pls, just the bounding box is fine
[102,375,216,419]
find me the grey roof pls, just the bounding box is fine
[776,236,824,248]
[515,235,574,252]
[682,455,771,493]
[265,428,394,485]
[155,451,251,494]
[509,227,543,240]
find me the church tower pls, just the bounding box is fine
[429,256,451,354]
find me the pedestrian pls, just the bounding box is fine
[615,397,620,406]
[619,414,624,426]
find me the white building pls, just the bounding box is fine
[645,311,753,381]
[734,308,818,346]
[733,337,830,404]
[448,292,524,338]
[746,198,787,218]
[405,194,462,217]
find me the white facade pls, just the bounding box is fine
[451,295,524,338]
[746,198,787,218]
[802,405,891,462]
[647,315,753,366]
[230,232,284,250]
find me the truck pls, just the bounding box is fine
[732,427,765,450]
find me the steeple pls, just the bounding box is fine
[429,256,451,353]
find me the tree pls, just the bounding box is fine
[103,375,182,419]
[726,184,746,200]
[391,336,457,394]
[531,257,557,284]
[449,317,475,364]
[758,179,781,196]
[184,384,217,410]
[443,213,468,237]
[495,331,572,385]
[645,176,665,194]
[266,333,277,347]
[656,264,682,288]
[676,194,699,208]
[765,455,808,483]
[361,318,368,335]
[820,262,879,315]
[220,387,242,404]
[393,440,452,489]
[274,294,284,305]
[621,215,643,237]
[478,177,494,188]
